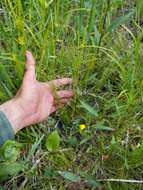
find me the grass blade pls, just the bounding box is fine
[58,171,81,182]
[107,11,134,32]
[80,100,98,116]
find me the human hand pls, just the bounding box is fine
[0,51,73,133]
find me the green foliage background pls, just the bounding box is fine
[1,0,143,189]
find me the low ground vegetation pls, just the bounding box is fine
[1,0,143,189]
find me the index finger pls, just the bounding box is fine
[48,78,72,88]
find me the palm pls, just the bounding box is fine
[15,51,73,127]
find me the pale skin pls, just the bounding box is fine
[0,51,73,133]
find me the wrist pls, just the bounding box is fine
[0,99,24,133]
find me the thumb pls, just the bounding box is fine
[24,51,36,81]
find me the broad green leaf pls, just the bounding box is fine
[107,11,134,32]
[80,172,101,188]
[93,125,115,131]
[96,126,114,131]
[0,140,22,162]
[80,101,98,116]
[45,130,61,152]
[0,162,24,181]
[94,25,101,45]
[58,171,81,182]
[44,168,58,177]
[0,186,5,190]
[67,137,78,146]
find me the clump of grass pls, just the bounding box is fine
[1,0,143,189]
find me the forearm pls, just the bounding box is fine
[0,99,23,134]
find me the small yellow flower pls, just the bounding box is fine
[79,124,86,131]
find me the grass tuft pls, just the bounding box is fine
[1,0,143,189]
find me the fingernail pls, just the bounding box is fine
[26,51,31,61]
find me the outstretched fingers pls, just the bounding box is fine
[56,90,73,99]
[53,97,72,106]
[50,91,73,114]
[48,78,72,88]
[50,101,69,114]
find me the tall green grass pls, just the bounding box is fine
[1,0,143,189]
